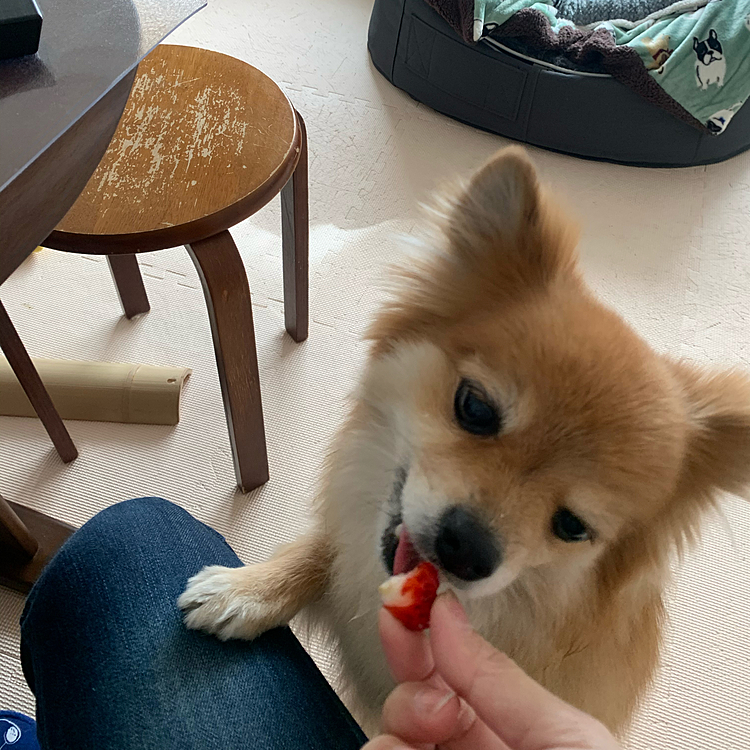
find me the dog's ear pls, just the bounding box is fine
[671,362,750,499]
[693,36,700,50]
[368,148,578,348]
[445,147,539,251]
[709,28,717,41]
[442,147,577,288]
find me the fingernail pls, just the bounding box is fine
[455,697,477,733]
[441,590,472,629]
[414,685,457,715]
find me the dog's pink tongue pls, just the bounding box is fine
[393,526,421,575]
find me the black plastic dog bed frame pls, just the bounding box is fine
[367,0,750,167]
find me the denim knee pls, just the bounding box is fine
[91,496,188,527]
[22,497,229,619]
[69,496,220,549]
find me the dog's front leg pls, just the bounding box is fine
[178,529,333,641]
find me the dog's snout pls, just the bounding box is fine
[435,506,500,581]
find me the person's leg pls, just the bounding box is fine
[20,497,367,750]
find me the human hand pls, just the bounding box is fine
[363,592,620,750]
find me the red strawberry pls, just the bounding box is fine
[379,561,440,631]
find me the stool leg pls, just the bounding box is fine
[107,254,150,319]
[280,110,309,343]
[185,231,269,492]
[0,301,78,463]
[0,491,39,560]
[0,492,75,592]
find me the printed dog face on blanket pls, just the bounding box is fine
[642,33,672,72]
[694,29,726,89]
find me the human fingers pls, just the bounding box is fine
[381,680,509,750]
[382,681,466,745]
[430,594,619,750]
[379,607,435,683]
[381,607,492,749]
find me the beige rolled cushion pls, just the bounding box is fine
[0,358,191,425]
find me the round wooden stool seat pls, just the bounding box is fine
[50,45,301,253]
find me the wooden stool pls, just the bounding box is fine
[44,45,309,492]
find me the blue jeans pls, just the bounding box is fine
[19,497,367,750]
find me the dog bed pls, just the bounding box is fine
[368,0,750,166]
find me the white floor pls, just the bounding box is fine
[2,0,750,747]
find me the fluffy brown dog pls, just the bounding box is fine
[179,148,750,735]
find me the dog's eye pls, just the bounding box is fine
[454,379,500,436]
[551,508,591,543]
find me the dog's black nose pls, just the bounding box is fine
[435,506,500,581]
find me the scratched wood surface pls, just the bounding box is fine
[55,45,298,248]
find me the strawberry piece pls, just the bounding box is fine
[379,561,440,631]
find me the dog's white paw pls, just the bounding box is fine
[177,565,284,641]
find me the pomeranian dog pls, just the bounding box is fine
[179,148,750,735]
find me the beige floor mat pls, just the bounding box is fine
[2,0,750,746]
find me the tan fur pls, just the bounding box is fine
[180,147,750,736]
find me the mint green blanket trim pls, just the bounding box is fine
[473,0,575,37]
[474,0,750,133]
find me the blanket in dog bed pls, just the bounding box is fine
[427,0,750,133]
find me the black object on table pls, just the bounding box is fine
[0,0,43,60]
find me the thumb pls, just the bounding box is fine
[430,593,619,750]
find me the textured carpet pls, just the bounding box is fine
[1,0,750,747]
